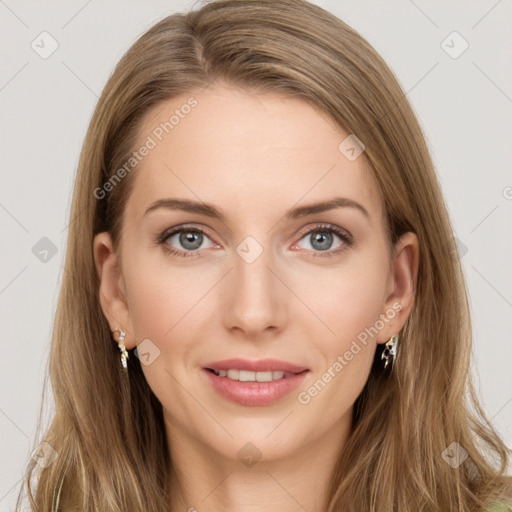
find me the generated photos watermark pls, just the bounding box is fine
[93,97,198,200]
[297,301,403,405]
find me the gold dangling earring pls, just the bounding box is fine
[112,328,129,373]
[381,333,398,371]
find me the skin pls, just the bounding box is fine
[94,82,419,512]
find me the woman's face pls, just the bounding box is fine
[94,82,417,464]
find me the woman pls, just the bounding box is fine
[16,0,512,510]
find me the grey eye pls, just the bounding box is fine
[297,229,344,252]
[308,231,334,251]
[167,230,210,251]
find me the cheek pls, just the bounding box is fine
[123,260,205,398]
[298,250,388,393]
[125,272,168,335]
[330,276,386,342]
[296,253,387,339]
[125,243,388,340]
[300,272,385,416]
[123,241,215,334]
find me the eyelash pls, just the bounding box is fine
[155,223,353,259]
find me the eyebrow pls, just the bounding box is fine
[143,196,370,221]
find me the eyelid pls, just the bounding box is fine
[295,223,352,241]
[290,223,353,255]
[156,222,353,257]
[156,223,218,249]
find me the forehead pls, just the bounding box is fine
[124,83,383,227]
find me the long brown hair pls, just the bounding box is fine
[16,0,512,510]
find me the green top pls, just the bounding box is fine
[488,502,512,511]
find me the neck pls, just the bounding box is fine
[166,408,353,512]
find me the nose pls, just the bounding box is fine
[222,244,287,339]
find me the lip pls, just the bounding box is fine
[203,358,309,373]
[202,367,309,407]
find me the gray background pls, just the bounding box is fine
[1,0,511,509]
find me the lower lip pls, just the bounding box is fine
[202,368,309,407]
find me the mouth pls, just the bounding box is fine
[204,367,308,381]
[202,357,309,375]
[201,363,310,407]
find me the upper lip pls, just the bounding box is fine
[203,358,309,373]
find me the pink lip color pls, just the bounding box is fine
[203,358,308,373]
[202,368,309,407]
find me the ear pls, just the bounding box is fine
[93,232,136,350]
[377,231,419,344]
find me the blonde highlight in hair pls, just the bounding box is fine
[16,0,512,510]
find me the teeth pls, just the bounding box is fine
[227,369,239,380]
[212,369,289,381]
